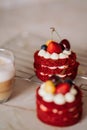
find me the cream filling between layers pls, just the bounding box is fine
[39,72,72,78]
[41,65,68,69]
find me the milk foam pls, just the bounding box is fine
[0,57,15,82]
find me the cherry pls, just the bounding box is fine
[60,39,70,50]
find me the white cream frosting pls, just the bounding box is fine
[34,71,72,79]
[43,94,54,102]
[44,52,51,59]
[50,53,59,60]
[38,83,77,105]
[63,50,71,55]
[38,49,45,56]
[56,74,66,78]
[58,65,68,69]
[38,49,71,60]
[53,94,66,105]
[40,72,52,77]
[58,53,68,59]
[70,87,78,95]
[41,65,68,69]
[39,72,69,78]
[65,92,75,103]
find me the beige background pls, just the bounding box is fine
[0,0,87,50]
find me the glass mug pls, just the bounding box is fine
[0,49,15,103]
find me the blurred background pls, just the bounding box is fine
[0,0,87,50]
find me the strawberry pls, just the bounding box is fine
[47,41,62,54]
[45,40,53,46]
[56,83,70,94]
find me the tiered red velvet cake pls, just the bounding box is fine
[34,39,79,81]
[36,76,83,126]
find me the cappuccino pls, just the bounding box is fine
[0,49,15,103]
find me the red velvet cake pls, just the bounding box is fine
[34,39,79,81]
[36,76,83,126]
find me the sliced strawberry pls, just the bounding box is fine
[47,41,62,54]
[56,83,70,94]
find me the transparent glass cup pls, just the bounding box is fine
[0,49,15,103]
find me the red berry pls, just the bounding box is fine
[56,83,70,94]
[47,41,62,54]
[60,39,70,50]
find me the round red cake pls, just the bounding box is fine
[36,76,83,126]
[34,40,79,81]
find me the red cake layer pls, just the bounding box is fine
[34,51,79,81]
[36,87,83,126]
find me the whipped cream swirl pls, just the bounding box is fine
[38,49,71,60]
[38,83,77,105]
